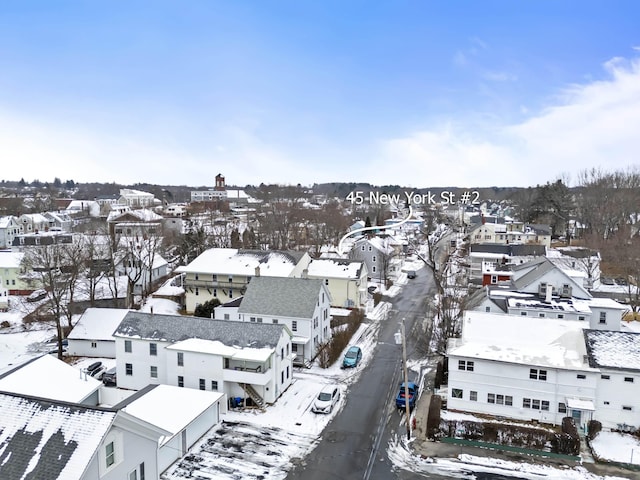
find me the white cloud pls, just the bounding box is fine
[369,55,640,188]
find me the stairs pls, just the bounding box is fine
[241,383,266,410]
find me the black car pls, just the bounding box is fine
[102,367,117,386]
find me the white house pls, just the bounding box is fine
[0,215,21,249]
[0,354,103,406]
[511,257,592,300]
[0,391,162,480]
[447,311,598,431]
[584,330,640,431]
[237,276,332,365]
[306,258,368,309]
[67,308,132,358]
[118,188,157,208]
[112,311,294,406]
[116,384,226,473]
[177,248,311,313]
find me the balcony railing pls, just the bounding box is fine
[223,366,271,386]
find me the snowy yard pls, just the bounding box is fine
[591,431,640,466]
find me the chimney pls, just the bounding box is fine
[255,266,261,277]
[545,285,552,303]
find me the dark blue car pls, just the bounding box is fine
[396,382,418,410]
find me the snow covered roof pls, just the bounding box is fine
[238,277,325,319]
[584,330,640,372]
[177,248,306,276]
[0,355,102,404]
[449,311,593,371]
[114,311,287,349]
[0,392,116,480]
[118,384,223,444]
[0,250,23,269]
[306,258,364,279]
[0,215,19,228]
[166,338,274,362]
[67,308,132,341]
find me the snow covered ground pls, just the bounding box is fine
[591,431,640,466]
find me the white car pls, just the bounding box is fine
[312,385,341,414]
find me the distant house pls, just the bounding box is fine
[0,354,102,406]
[67,308,132,358]
[18,213,50,234]
[12,230,74,248]
[0,250,28,294]
[177,248,311,313]
[511,257,591,300]
[468,222,551,248]
[306,258,368,308]
[107,208,163,237]
[118,188,157,208]
[112,311,294,406]
[43,211,74,232]
[0,215,21,249]
[114,240,169,296]
[66,199,102,217]
[349,236,396,280]
[237,276,332,365]
[467,243,546,282]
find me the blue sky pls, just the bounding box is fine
[1,1,639,188]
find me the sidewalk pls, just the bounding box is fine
[410,393,635,479]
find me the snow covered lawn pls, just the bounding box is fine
[591,431,640,465]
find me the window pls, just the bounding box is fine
[496,394,504,405]
[577,374,586,379]
[604,401,610,405]
[372,256,376,262]
[213,288,217,297]
[292,320,297,332]
[458,360,474,371]
[178,376,184,387]
[523,398,531,409]
[106,441,115,467]
[149,343,157,356]
[150,366,158,378]
[624,377,634,383]
[281,371,284,383]
[520,311,527,316]
[559,402,567,413]
[273,319,278,324]
[490,275,497,284]
[485,306,491,312]
[129,470,138,480]
[177,352,184,366]
[124,340,132,353]
[578,315,585,321]
[211,380,218,390]
[257,317,262,323]
[372,266,376,273]
[140,462,145,480]
[601,374,610,380]
[91,341,97,348]
[228,276,233,283]
[623,406,633,411]
[470,391,477,401]
[505,396,513,406]
[229,289,233,298]
[557,314,564,319]
[125,363,133,376]
[541,400,550,411]
[199,378,205,390]
[530,368,547,381]
[487,393,495,404]
[539,313,545,318]
[599,312,607,324]
[250,317,256,322]
[325,279,329,285]
[291,344,298,353]
[195,287,199,296]
[452,388,463,398]
[224,313,230,320]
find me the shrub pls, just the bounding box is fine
[0,320,10,329]
[426,395,442,440]
[552,417,580,456]
[587,420,602,441]
[317,309,365,367]
[194,298,221,318]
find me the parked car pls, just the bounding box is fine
[342,346,362,368]
[312,384,341,414]
[26,289,47,302]
[102,367,117,386]
[90,365,107,380]
[86,361,102,373]
[395,382,419,410]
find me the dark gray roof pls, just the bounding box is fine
[470,243,546,256]
[113,311,287,348]
[584,330,640,372]
[238,277,324,319]
[0,391,116,480]
[512,258,556,290]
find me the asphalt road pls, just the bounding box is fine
[286,269,451,480]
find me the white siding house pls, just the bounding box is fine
[237,276,332,365]
[112,311,294,406]
[306,258,368,308]
[447,312,598,431]
[67,308,132,358]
